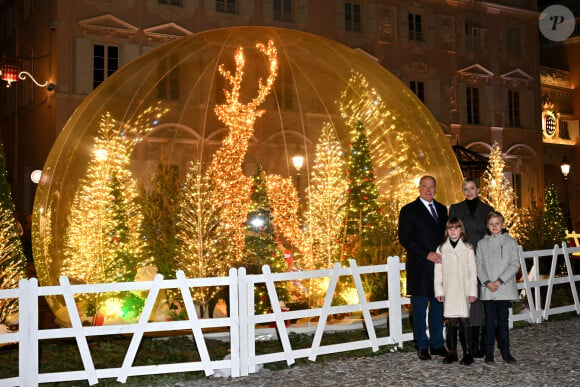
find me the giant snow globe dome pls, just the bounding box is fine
[33,26,462,323]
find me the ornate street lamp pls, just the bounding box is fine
[292,154,304,199]
[292,155,304,173]
[560,156,573,231]
[0,63,56,90]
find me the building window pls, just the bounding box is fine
[93,44,118,90]
[158,55,180,100]
[274,0,293,22]
[408,13,423,41]
[275,63,293,109]
[466,86,479,124]
[345,2,361,32]
[158,0,183,6]
[409,81,424,102]
[465,22,481,51]
[216,0,238,14]
[559,120,570,139]
[508,91,520,127]
[505,25,522,57]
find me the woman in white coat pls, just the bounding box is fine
[435,217,478,365]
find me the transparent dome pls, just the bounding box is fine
[33,27,462,315]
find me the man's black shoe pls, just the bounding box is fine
[430,347,449,357]
[417,349,431,360]
[501,353,517,364]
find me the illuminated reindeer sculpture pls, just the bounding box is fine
[208,40,311,266]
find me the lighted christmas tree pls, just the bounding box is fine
[542,181,567,244]
[139,162,181,278]
[0,144,27,323]
[306,122,348,269]
[480,141,522,238]
[175,161,231,314]
[338,71,425,207]
[519,182,566,251]
[243,164,288,314]
[62,105,168,286]
[339,120,381,265]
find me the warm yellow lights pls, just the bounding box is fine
[481,142,521,237]
[61,105,169,286]
[292,155,305,171]
[306,122,347,269]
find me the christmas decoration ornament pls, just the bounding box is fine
[32,27,462,321]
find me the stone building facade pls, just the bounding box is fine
[1,0,569,226]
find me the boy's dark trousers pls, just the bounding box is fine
[483,300,515,362]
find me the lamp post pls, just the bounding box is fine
[561,156,573,231]
[292,155,304,190]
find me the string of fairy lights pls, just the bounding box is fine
[40,41,437,321]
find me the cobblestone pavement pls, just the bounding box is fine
[177,316,579,387]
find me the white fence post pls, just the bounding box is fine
[387,256,404,347]
[237,266,249,376]
[18,278,33,387]
[228,267,241,377]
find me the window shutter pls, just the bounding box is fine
[121,43,141,67]
[75,37,92,95]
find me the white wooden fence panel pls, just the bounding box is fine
[546,243,580,314]
[59,276,98,385]
[1,248,579,385]
[308,262,341,362]
[512,244,580,326]
[175,271,213,378]
[349,259,379,352]
[262,265,295,366]
[117,273,164,383]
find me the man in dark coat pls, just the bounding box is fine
[398,175,448,360]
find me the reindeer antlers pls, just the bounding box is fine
[215,40,278,125]
[252,40,278,109]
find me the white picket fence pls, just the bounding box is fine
[511,242,580,326]
[0,248,579,386]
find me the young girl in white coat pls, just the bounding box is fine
[435,217,478,365]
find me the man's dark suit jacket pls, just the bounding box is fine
[398,197,448,297]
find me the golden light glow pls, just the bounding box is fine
[61,105,169,286]
[208,40,279,261]
[481,142,521,237]
[305,122,347,269]
[176,161,231,307]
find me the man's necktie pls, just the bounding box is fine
[428,203,438,220]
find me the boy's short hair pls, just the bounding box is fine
[486,211,504,223]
